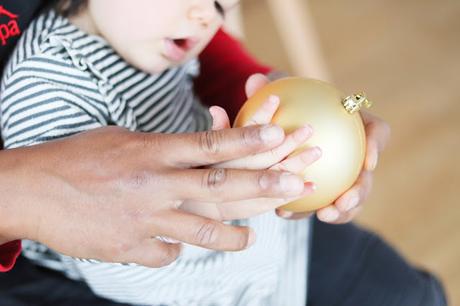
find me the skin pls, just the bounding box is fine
[71,0,240,74]
[1,0,313,267]
[0,0,390,268]
[211,74,391,224]
[0,120,313,267]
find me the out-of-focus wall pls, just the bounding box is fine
[240,0,460,304]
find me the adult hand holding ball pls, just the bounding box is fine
[234,77,372,212]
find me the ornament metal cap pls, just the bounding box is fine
[342,92,373,114]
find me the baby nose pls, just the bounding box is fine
[188,2,220,27]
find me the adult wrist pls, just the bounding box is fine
[0,148,32,243]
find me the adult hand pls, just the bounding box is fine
[0,124,306,267]
[184,74,319,221]
[310,110,390,223]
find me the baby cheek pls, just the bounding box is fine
[194,29,221,55]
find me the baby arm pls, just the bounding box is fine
[1,71,103,149]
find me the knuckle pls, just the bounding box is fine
[141,133,151,150]
[194,221,219,246]
[128,133,162,156]
[199,130,222,156]
[257,171,268,192]
[202,168,227,190]
[138,132,159,150]
[257,170,276,194]
[241,127,259,147]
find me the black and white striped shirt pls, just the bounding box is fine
[0,10,310,306]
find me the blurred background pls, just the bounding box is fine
[227,0,460,304]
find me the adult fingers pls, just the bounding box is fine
[333,171,373,213]
[168,168,306,202]
[324,206,363,224]
[316,205,341,223]
[152,210,256,251]
[316,171,372,223]
[115,238,182,268]
[152,125,285,167]
[361,111,391,171]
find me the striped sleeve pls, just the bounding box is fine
[1,64,105,149]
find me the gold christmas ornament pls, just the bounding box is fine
[234,77,372,212]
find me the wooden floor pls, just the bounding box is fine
[240,0,460,304]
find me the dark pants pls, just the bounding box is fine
[306,217,447,306]
[0,218,447,306]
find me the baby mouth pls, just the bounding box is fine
[164,37,199,62]
[173,38,198,52]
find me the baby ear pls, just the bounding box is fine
[245,73,270,98]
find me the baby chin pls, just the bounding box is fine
[127,53,177,75]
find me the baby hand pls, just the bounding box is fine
[179,75,321,221]
[210,97,321,174]
[239,74,391,224]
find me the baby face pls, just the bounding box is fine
[79,0,239,74]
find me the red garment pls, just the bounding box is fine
[0,241,21,272]
[195,29,272,122]
[0,29,273,272]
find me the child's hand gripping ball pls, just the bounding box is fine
[234,77,371,212]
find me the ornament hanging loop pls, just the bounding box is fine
[342,92,373,114]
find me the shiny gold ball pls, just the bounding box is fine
[234,77,367,212]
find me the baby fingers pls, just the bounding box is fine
[214,124,313,170]
[271,146,322,174]
[243,95,280,126]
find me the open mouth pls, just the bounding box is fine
[163,37,198,62]
[173,38,188,49]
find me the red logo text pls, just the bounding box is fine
[0,6,21,46]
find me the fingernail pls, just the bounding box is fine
[278,209,294,218]
[260,124,284,144]
[247,229,256,247]
[293,124,313,142]
[268,95,280,106]
[312,146,322,158]
[369,153,378,171]
[320,207,339,222]
[280,173,304,195]
[345,196,360,211]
